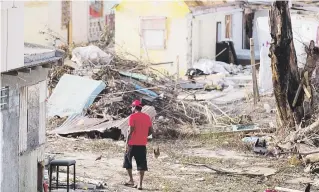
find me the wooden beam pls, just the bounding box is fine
[4,71,18,76]
[192,6,242,16]
[18,68,32,73]
[41,63,52,68]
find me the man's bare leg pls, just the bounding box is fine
[138,171,145,189]
[126,169,134,185]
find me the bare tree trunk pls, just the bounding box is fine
[269,1,303,129]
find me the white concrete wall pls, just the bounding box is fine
[254,12,319,68]
[49,1,91,44]
[0,1,24,72]
[232,11,243,50]
[252,10,269,51]
[192,10,243,63]
[291,14,319,67]
[24,3,49,46]
[72,1,89,44]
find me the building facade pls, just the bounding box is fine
[1,1,64,191]
[24,1,117,47]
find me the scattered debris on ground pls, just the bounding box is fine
[44,35,319,191]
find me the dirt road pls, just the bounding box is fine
[46,132,318,192]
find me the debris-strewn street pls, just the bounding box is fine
[46,110,319,192]
[43,31,319,191]
[45,93,319,191]
[4,1,319,192]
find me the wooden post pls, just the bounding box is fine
[176,55,180,80]
[250,38,260,105]
[175,55,180,90]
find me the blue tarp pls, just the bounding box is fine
[47,74,106,117]
[134,84,158,98]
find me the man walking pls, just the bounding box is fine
[123,100,153,190]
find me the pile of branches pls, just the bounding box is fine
[84,59,209,125]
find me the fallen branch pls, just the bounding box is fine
[292,76,305,107]
[184,163,273,177]
[289,118,319,142]
[279,149,319,156]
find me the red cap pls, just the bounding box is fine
[131,100,142,107]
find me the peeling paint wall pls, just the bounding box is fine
[1,87,20,192]
[38,81,47,145]
[19,86,28,153]
[0,68,48,192]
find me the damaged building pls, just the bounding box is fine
[114,0,319,81]
[0,2,64,191]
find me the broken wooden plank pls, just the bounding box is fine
[303,85,311,99]
[274,187,303,192]
[292,76,305,107]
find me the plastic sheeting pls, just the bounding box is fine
[193,59,245,75]
[71,45,112,67]
[47,74,106,117]
[256,17,273,94]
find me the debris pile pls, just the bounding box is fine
[48,45,255,138]
[193,59,251,75]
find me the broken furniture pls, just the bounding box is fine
[49,159,76,192]
[216,41,239,65]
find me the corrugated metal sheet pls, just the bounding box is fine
[38,81,46,145]
[47,74,106,118]
[19,86,28,154]
[50,114,105,135]
[50,106,156,138]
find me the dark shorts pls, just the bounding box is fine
[123,145,148,171]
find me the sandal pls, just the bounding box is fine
[133,185,143,190]
[123,181,134,186]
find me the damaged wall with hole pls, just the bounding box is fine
[190,9,243,65]
[0,66,49,192]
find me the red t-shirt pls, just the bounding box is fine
[128,112,152,146]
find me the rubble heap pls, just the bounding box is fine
[48,45,255,138]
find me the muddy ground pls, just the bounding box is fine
[46,96,319,192]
